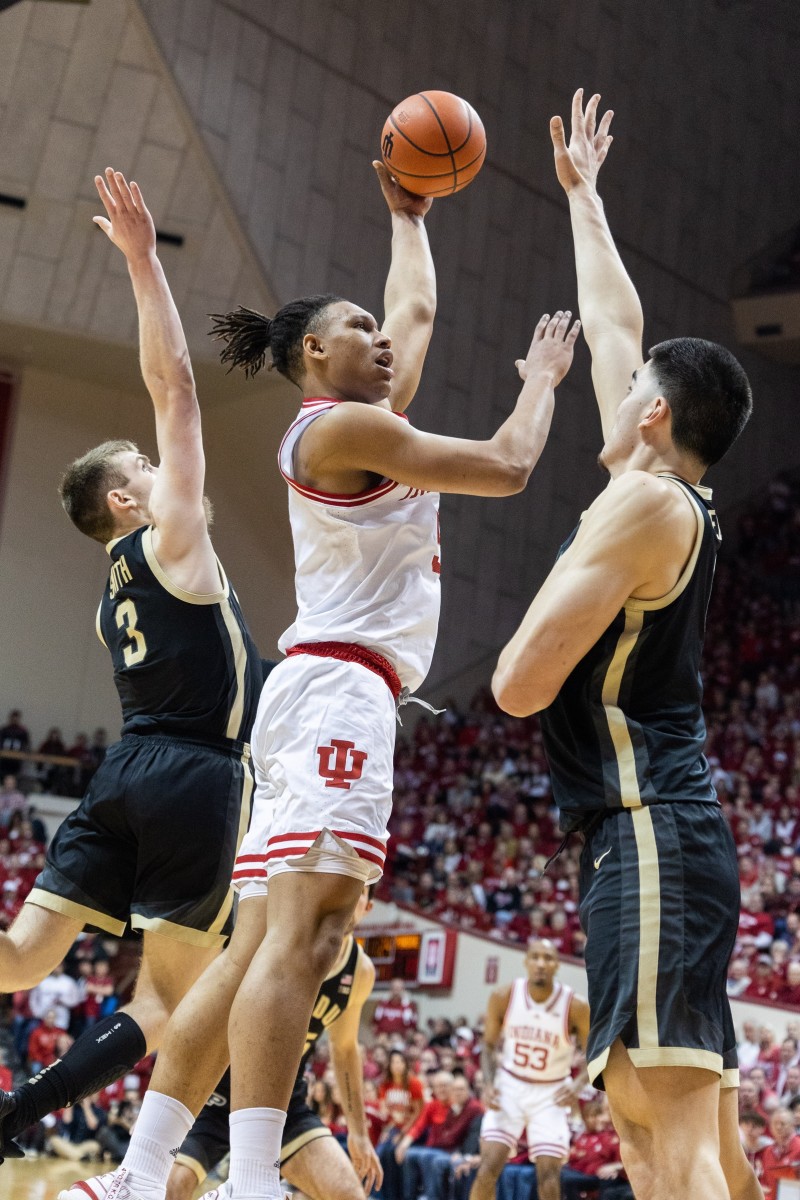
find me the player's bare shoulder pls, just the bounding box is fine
[567,991,591,1047]
[485,981,514,1033]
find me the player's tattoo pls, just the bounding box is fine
[343,1068,355,1113]
[481,1042,498,1086]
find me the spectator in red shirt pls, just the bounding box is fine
[745,959,782,1003]
[395,1070,454,1162]
[82,958,116,1027]
[561,1099,629,1199]
[373,979,419,1038]
[760,1108,800,1199]
[377,1050,425,1197]
[362,1079,386,1147]
[27,1008,62,1073]
[396,1074,485,1200]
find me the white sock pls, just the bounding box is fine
[229,1107,286,1200]
[118,1090,194,1198]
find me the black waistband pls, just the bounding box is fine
[120,731,250,759]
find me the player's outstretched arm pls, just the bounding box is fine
[327,957,383,1195]
[303,311,579,496]
[374,161,436,414]
[492,472,695,716]
[551,90,644,439]
[94,169,214,576]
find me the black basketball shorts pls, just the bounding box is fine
[176,1068,330,1183]
[28,733,253,947]
[579,801,740,1089]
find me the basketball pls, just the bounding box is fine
[380,91,486,197]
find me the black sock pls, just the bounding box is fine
[8,1012,147,1136]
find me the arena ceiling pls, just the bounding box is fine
[0,0,276,383]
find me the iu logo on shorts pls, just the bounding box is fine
[317,739,368,789]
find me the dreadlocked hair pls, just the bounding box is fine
[209,294,343,386]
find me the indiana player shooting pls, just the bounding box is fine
[65,157,580,1200]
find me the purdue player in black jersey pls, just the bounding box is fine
[166,886,380,1200]
[0,169,262,1163]
[493,93,759,1200]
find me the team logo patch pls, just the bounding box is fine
[317,739,368,789]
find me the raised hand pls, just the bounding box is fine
[373,160,433,219]
[516,310,582,386]
[93,168,157,261]
[550,89,614,194]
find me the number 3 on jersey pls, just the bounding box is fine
[116,598,148,666]
[512,1043,549,1072]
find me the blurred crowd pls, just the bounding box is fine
[0,708,108,799]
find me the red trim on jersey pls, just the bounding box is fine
[286,641,402,699]
[562,987,574,1042]
[544,982,562,1013]
[301,396,410,422]
[279,401,406,508]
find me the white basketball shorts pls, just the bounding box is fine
[480,1070,570,1161]
[232,653,396,890]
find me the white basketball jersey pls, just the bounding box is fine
[277,399,441,692]
[499,978,575,1083]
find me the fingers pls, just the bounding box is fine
[549,114,566,150]
[596,107,614,142]
[129,179,147,213]
[94,173,115,215]
[531,312,551,344]
[106,167,137,212]
[585,92,601,138]
[92,216,112,236]
[549,310,571,338]
[571,87,585,134]
[565,317,582,344]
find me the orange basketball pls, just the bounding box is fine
[380,91,486,197]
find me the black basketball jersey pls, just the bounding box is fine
[300,935,362,1071]
[97,526,262,745]
[540,475,721,832]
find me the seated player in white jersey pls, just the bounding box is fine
[61,163,581,1200]
[471,939,590,1200]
